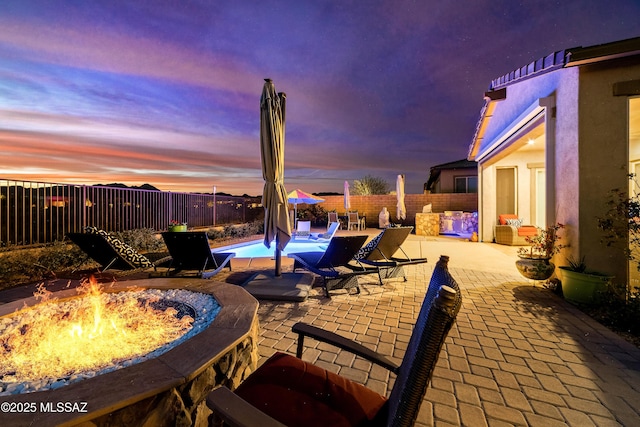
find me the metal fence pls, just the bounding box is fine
[0,179,264,248]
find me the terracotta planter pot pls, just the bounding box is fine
[515,257,555,281]
[558,266,612,305]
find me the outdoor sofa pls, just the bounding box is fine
[494,214,538,246]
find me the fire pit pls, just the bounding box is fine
[0,278,259,426]
[1,278,218,393]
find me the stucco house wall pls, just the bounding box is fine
[574,58,640,278]
[471,38,640,284]
[553,68,580,265]
[475,69,567,241]
[437,168,476,193]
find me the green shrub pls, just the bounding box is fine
[112,228,166,252]
[0,241,85,290]
[0,228,166,290]
[206,220,263,242]
[299,205,328,227]
[206,227,227,240]
[594,282,640,335]
[0,223,265,291]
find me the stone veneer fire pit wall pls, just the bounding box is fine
[0,278,259,427]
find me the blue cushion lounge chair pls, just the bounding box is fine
[348,226,427,285]
[309,221,340,241]
[288,235,368,297]
[295,220,311,238]
[161,231,235,279]
[206,255,461,427]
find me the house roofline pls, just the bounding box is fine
[468,88,506,160]
[468,36,640,162]
[489,51,566,91]
[565,36,640,67]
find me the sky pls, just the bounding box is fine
[0,1,639,196]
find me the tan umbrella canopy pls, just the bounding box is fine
[260,78,291,276]
[396,174,406,221]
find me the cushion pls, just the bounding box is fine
[354,231,384,260]
[84,226,154,268]
[235,352,386,427]
[498,214,518,225]
[517,226,539,237]
[505,218,523,228]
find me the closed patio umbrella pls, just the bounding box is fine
[396,174,406,222]
[344,181,351,213]
[260,78,291,276]
[287,189,324,224]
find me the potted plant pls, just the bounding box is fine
[515,223,567,280]
[168,220,187,232]
[558,255,613,305]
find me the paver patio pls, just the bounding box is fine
[1,230,639,426]
[226,231,640,426]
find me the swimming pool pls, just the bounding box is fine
[214,239,328,258]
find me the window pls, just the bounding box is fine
[454,176,477,193]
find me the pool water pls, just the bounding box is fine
[214,239,328,258]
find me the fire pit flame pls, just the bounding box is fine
[0,277,218,395]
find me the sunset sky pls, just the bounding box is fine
[1,1,639,195]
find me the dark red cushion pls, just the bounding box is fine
[517,226,538,237]
[235,352,386,427]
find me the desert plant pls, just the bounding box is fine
[587,281,640,336]
[206,220,263,241]
[597,173,640,272]
[566,255,588,273]
[352,175,389,195]
[112,228,166,252]
[299,204,327,226]
[0,241,86,290]
[517,223,567,259]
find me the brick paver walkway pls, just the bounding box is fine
[2,232,639,426]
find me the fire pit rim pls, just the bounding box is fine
[0,278,259,427]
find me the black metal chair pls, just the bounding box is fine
[161,231,235,279]
[67,231,169,272]
[206,255,461,427]
[348,226,427,284]
[288,235,369,297]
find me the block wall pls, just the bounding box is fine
[315,193,477,227]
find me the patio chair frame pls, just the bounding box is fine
[289,235,369,297]
[348,226,428,284]
[161,231,235,279]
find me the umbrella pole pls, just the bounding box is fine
[275,234,282,276]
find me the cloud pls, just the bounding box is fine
[1,1,639,196]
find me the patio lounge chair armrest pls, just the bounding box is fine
[292,322,400,373]
[206,386,287,427]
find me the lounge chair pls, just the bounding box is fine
[161,231,235,279]
[295,220,311,238]
[288,235,368,297]
[206,255,461,427]
[67,227,168,272]
[309,221,339,241]
[348,226,427,284]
